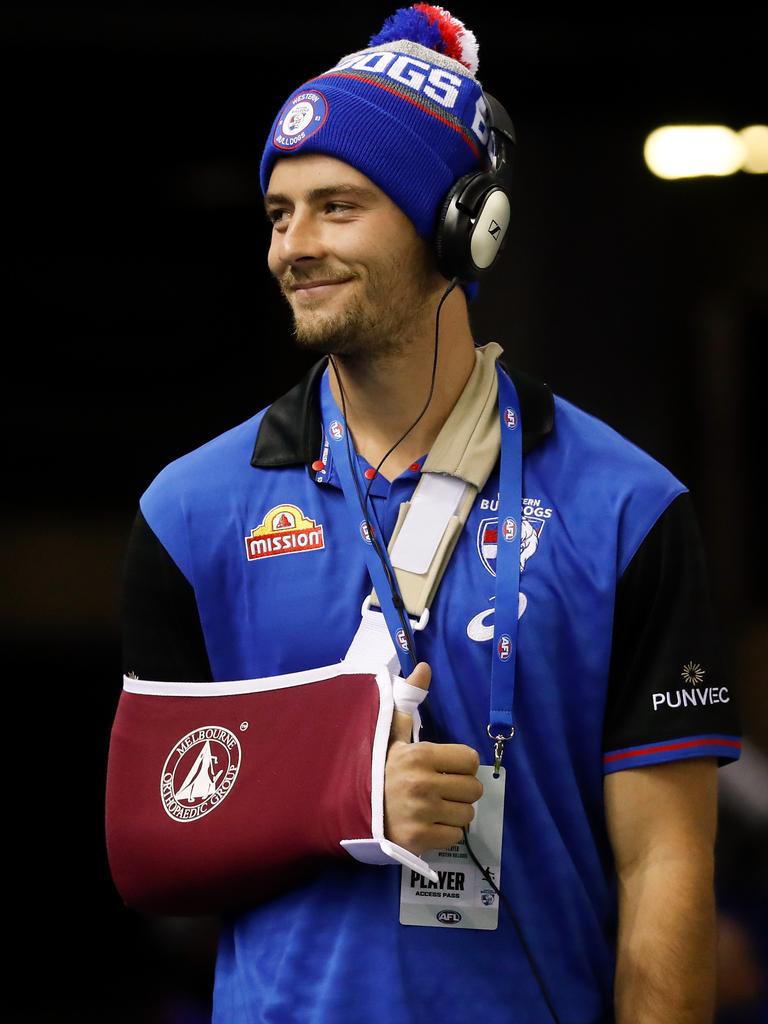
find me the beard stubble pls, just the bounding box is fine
[284,243,439,364]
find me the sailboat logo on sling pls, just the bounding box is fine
[161,727,242,823]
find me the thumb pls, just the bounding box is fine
[389,661,431,745]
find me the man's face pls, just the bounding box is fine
[265,153,444,359]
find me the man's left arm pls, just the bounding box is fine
[602,490,743,1023]
[605,756,718,1024]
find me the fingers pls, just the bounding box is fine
[389,662,431,745]
[426,742,481,775]
[424,824,466,850]
[407,661,431,692]
[383,738,485,855]
[434,796,477,829]
[435,772,484,805]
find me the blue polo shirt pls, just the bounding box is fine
[126,351,741,1024]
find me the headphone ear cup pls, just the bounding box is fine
[434,172,476,283]
[433,94,516,287]
[469,182,512,275]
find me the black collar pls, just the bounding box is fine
[250,350,554,474]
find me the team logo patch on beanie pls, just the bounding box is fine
[273,90,329,151]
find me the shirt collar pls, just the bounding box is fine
[314,365,427,493]
[250,346,554,477]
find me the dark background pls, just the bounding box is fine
[3,6,766,1021]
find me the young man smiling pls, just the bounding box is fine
[110,6,742,1022]
[265,152,479,480]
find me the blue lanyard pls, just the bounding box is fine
[489,366,523,772]
[321,362,523,770]
[321,379,418,678]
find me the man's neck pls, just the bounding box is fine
[327,326,477,482]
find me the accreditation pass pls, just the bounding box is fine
[399,765,505,930]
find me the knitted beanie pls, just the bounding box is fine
[259,5,495,305]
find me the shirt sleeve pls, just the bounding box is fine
[602,490,742,774]
[121,506,213,682]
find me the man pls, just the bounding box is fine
[108,6,742,1022]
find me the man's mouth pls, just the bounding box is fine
[291,278,353,297]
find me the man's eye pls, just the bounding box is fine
[266,203,352,226]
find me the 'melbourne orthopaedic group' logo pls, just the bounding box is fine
[273,90,329,151]
[161,727,241,822]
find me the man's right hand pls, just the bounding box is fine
[383,661,483,857]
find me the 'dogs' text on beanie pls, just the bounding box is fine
[259,4,495,305]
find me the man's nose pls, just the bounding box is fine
[275,206,327,265]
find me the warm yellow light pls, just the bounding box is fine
[644,125,746,179]
[740,125,768,173]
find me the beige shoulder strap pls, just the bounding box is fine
[369,341,503,617]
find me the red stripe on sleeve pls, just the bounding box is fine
[604,737,742,764]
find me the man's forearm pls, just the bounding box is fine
[614,852,716,1024]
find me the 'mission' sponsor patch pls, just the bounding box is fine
[245,503,325,561]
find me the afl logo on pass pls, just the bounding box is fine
[396,628,410,651]
[497,634,512,661]
[504,407,518,430]
[502,517,517,541]
[329,420,344,440]
[436,910,462,924]
[273,90,329,151]
[161,727,241,822]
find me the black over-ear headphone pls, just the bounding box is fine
[433,91,517,284]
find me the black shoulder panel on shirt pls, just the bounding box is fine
[497,356,555,457]
[603,491,741,753]
[251,357,327,469]
[121,508,213,682]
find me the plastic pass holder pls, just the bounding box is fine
[399,765,506,930]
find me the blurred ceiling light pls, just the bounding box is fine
[740,125,768,173]
[644,125,750,179]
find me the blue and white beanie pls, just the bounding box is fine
[259,4,496,304]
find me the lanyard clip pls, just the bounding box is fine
[487,723,515,779]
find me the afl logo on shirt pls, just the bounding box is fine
[477,515,543,578]
[502,517,517,541]
[245,503,325,560]
[161,727,241,822]
[273,90,329,151]
[470,498,554,642]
